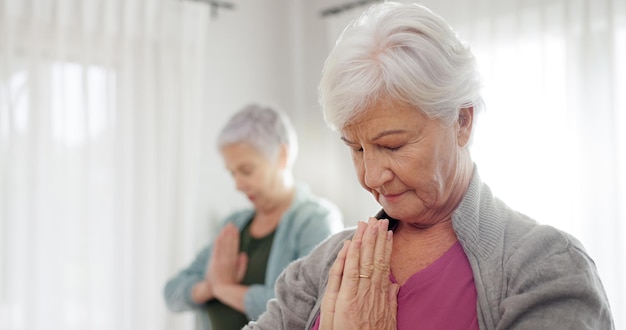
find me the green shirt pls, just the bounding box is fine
[206,218,276,330]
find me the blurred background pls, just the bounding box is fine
[0,0,624,329]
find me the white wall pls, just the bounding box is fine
[196,0,380,243]
[288,0,382,227]
[194,0,300,246]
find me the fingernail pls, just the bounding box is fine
[358,221,367,232]
[370,223,378,235]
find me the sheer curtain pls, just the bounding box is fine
[0,0,211,329]
[324,0,625,327]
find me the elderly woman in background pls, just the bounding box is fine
[164,104,343,330]
[244,3,613,329]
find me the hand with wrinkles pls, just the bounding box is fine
[320,218,399,330]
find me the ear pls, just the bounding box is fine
[278,144,289,169]
[457,107,474,147]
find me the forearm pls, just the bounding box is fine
[213,283,249,313]
[164,245,213,311]
[243,261,314,329]
[164,275,205,312]
[191,280,215,304]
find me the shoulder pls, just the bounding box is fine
[496,213,603,303]
[316,228,355,251]
[294,184,341,213]
[496,216,612,328]
[290,227,356,276]
[287,184,343,226]
[503,218,592,274]
[458,169,589,266]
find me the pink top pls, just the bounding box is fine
[311,241,478,329]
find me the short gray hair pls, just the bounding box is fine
[319,2,484,131]
[217,104,298,168]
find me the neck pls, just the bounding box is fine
[454,151,474,203]
[395,218,457,243]
[250,184,295,237]
[429,153,474,226]
[256,183,295,219]
[391,218,458,284]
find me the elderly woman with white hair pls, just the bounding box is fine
[243,2,613,329]
[164,104,343,330]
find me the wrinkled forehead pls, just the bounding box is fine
[340,101,431,140]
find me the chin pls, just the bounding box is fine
[381,207,406,221]
[383,204,423,222]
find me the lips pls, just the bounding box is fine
[379,191,405,203]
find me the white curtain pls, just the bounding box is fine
[0,0,211,329]
[2,0,625,328]
[324,0,625,328]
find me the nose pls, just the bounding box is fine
[362,150,392,189]
[233,174,246,191]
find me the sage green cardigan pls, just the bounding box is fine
[164,184,343,330]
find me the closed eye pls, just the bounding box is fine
[341,136,363,153]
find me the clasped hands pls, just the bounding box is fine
[320,217,399,330]
[192,223,247,303]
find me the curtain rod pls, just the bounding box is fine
[320,0,382,18]
[186,0,235,19]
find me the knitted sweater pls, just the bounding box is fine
[244,170,614,329]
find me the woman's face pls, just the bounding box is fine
[221,142,284,210]
[340,100,472,225]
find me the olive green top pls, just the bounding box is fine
[206,217,276,330]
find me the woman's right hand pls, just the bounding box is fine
[191,223,248,304]
[207,223,248,286]
[320,218,399,330]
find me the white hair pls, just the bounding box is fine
[319,2,484,131]
[217,104,298,168]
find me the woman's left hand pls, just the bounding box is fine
[320,217,399,330]
[207,223,248,285]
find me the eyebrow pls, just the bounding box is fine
[341,129,408,144]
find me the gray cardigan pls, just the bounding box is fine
[244,170,614,329]
[163,184,343,330]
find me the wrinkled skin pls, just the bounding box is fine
[321,218,399,330]
[320,100,474,328]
